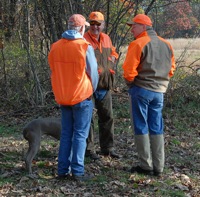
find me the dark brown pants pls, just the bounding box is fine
[86,90,114,152]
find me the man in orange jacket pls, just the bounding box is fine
[48,14,98,181]
[84,11,121,159]
[122,14,176,177]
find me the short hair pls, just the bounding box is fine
[68,24,82,32]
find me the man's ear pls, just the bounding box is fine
[143,24,147,31]
[80,25,85,35]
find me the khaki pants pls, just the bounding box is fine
[135,134,165,172]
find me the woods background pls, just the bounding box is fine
[0,0,200,114]
[0,1,200,196]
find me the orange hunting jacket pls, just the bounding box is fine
[123,28,176,93]
[84,32,119,90]
[48,38,93,105]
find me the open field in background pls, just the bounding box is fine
[119,38,200,70]
[167,38,200,69]
[167,38,200,50]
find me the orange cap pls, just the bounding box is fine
[127,14,152,26]
[89,11,104,23]
[68,14,90,27]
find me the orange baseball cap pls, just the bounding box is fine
[127,14,152,26]
[68,14,90,27]
[89,11,104,23]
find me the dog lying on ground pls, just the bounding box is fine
[23,117,61,174]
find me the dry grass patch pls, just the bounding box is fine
[167,38,200,50]
[119,38,200,70]
[167,38,200,69]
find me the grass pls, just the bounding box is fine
[0,125,20,138]
[167,38,200,50]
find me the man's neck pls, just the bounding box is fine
[89,31,100,41]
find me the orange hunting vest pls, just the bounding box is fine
[48,38,93,105]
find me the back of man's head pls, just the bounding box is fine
[127,14,152,27]
[68,14,90,31]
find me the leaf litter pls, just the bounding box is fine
[0,97,200,196]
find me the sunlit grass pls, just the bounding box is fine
[119,38,200,69]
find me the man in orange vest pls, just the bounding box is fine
[84,11,121,159]
[48,14,98,181]
[122,14,176,177]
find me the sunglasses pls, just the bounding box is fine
[90,21,101,26]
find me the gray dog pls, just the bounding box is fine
[23,117,61,174]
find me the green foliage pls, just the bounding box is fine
[159,190,186,197]
[39,150,54,158]
[93,174,107,183]
[165,67,200,109]
[37,161,46,168]
[171,139,181,145]
[0,125,19,138]
[0,39,52,109]
[0,177,16,187]
[114,102,130,118]
[1,43,28,99]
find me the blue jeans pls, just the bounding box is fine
[58,99,93,176]
[128,85,164,135]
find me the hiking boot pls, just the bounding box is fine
[85,150,100,160]
[130,166,153,175]
[56,173,71,180]
[100,150,122,159]
[153,171,163,177]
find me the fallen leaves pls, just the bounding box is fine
[0,100,200,196]
[0,183,14,196]
[181,174,191,186]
